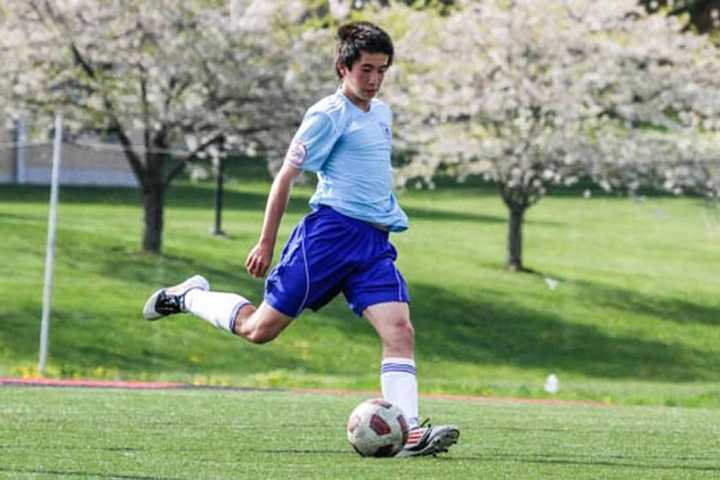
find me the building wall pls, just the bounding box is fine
[21,143,138,187]
[0,132,139,187]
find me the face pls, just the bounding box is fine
[339,51,390,105]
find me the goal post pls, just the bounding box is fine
[38,112,63,376]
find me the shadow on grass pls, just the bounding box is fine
[524,269,720,328]
[249,449,348,455]
[3,264,716,382]
[1,302,307,376]
[3,185,716,382]
[1,183,533,227]
[0,211,46,222]
[407,283,717,382]
[572,279,720,327]
[453,453,720,472]
[265,278,719,382]
[0,468,178,480]
[0,244,303,375]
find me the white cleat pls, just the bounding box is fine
[395,420,460,458]
[142,275,209,321]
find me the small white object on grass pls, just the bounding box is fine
[544,277,559,290]
[544,374,559,394]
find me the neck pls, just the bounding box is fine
[341,84,371,112]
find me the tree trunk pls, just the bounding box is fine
[141,184,165,253]
[506,205,526,272]
[212,156,226,236]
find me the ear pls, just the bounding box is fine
[338,62,350,79]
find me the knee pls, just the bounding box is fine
[234,304,288,345]
[387,318,415,348]
[237,320,280,344]
[244,326,279,344]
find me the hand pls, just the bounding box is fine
[245,241,274,278]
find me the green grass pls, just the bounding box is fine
[1,175,719,407]
[1,386,719,479]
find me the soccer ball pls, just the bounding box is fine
[346,398,409,457]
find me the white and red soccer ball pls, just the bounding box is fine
[346,398,409,457]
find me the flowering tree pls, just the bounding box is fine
[388,0,720,271]
[640,0,720,33]
[579,2,720,199]
[0,0,317,253]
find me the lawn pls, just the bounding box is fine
[0,174,719,407]
[1,386,718,479]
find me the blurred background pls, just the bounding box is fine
[0,0,718,408]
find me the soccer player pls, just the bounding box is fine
[143,21,459,457]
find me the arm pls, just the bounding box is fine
[245,161,302,278]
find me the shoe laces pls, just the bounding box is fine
[156,291,183,314]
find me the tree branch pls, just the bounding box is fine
[113,118,148,190]
[163,132,225,186]
[66,34,148,188]
[140,73,150,153]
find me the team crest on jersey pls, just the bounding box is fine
[380,122,392,141]
[286,139,307,167]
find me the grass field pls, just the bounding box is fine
[1,386,719,479]
[1,171,719,408]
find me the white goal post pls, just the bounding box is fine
[38,112,63,375]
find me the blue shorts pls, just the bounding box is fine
[265,206,410,318]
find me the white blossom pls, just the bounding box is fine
[385,0,720,201]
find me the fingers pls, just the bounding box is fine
[249,261,268,278]
[245,247,257,272]
[256,261,270,278]
[245,255,261,278]
[245,249,270,278]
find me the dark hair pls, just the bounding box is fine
[335,21,394,79]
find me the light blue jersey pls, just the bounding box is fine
[284,89,408,232]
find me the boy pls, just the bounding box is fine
[143,21,459,457]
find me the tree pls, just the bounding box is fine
[640,0,720,34]
[0,0,312,253]
[580,2,720,199]
[388,0,720,271]
[589,132,720,200]
[334,0,455,12]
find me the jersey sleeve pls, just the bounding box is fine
[284,111,339,172]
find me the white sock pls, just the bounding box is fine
[184,289,250,334]
[381,357,419,429]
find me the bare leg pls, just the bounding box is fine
[364,302,415,359]
[364,302,418,427]
[232,301,294,344]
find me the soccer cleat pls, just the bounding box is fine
[142,275,209,321]
[395,419,460,458]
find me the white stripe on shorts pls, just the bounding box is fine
[296,224,311,316]
[393,266,402,302]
